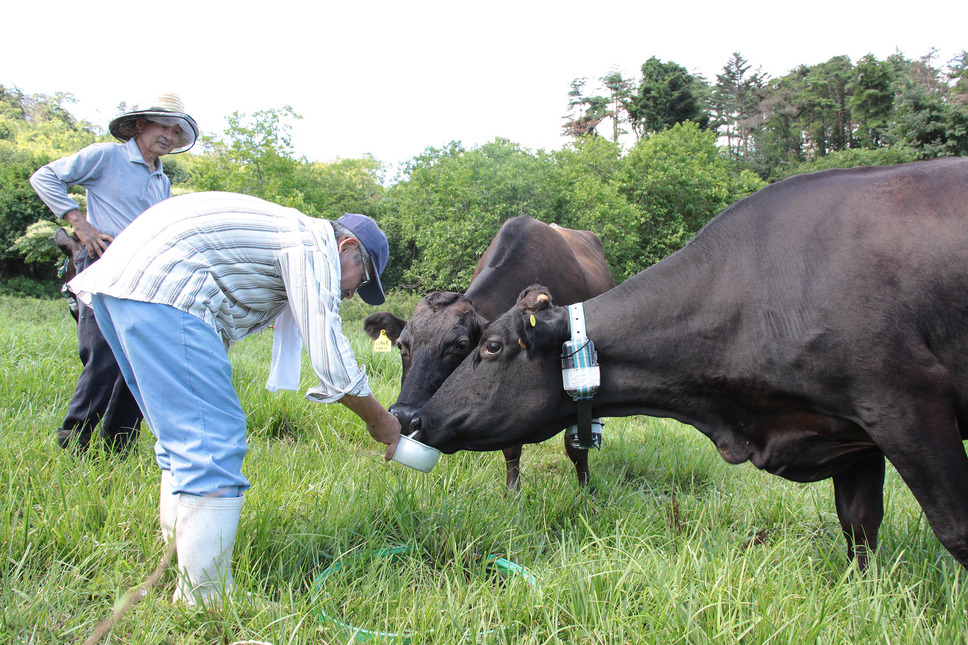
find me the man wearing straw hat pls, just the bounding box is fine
[68,191,402,604]
[30,92,198,455]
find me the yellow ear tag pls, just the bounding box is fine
[530,315,537,327]
[373,329,392,353]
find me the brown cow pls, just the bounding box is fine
[365,215,614,489]
[412,159,968,571]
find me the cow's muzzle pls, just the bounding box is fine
[405,415,424,445]
[389,404,419,439]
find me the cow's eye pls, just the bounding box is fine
[480,340,503,359]
[454,339,470,354]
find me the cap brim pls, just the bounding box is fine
[357,274,385,305]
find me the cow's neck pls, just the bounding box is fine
[465,269,516,322]
[582,247,751,444]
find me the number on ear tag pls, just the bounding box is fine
[373,329,392,353]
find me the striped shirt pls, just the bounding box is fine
[69,191,369,402]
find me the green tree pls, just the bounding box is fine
[713,52,765,160]
[2,87,101,155]
[750,72,805,178]
[0,145,56,276]
[562,78,609,139]
[626,57,711,137]
[848,54,895,148]
[187,106,307,207]
[796,56,854,156]
[775,146,917,180]
[601,71,633,144]
[947,51,968,108]
[551,136,641,281]
[9,220,65,266]
[750,56,877,175]
[623,122,765,268]
[185,106,389,219]
[891,87,968,157]
[0,86,100,277]
[888,51,968,157]
[379,139,558,291]
[890,50,945,95]
[297,156,385,219]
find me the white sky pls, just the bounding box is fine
[3,0,965,176]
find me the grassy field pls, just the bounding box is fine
[1,292,966,644]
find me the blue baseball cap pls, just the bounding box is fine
[337,213,389,305]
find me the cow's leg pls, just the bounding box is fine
[832,452,885,570]
[563,438,591,489]
[502,446,522,491]
[869,400,968,570]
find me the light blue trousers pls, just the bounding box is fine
[91,294,249,497]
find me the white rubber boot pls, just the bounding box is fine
[159,470,178,545]
[172,493,243,605]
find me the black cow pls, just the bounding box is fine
[54,227,82,321]
[365,215,615,489]
[412,159,968,570]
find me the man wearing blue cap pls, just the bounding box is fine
[69,191,401,605]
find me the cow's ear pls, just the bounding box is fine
[54,227,80,257]
[516,284,553,314]
[515,303,566,359]
[363,312,407,343]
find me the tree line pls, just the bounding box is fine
[564,50,968,178]
[2,48,965,294]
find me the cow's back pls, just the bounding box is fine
[726,159,968,348]
[616,157,968,434]
[467,216,614,319]
[549,224,615,296]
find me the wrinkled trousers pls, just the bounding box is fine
[91,294,250,497]
[60,250,143,451]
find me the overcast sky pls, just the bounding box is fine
[4,0,965,175]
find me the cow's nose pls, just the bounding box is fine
[407,416,423,443]
[389,405,414,435]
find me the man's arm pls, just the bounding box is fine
[275,242,402,458]
[62,208,112,257]
[30,151,113,257]
[338,393,401,460]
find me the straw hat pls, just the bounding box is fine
[108,92,199,154]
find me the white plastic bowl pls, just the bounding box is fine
[391,433,441,473]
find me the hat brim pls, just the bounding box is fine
[109,111,199,154]
[357,271,386,306]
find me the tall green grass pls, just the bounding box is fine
[1,293,965,644]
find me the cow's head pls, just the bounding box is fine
[54,227,82,321]
[363,291,489,432]
[411,285,576,453]
[54,227,82,282]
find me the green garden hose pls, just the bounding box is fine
[311,545,537,642]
